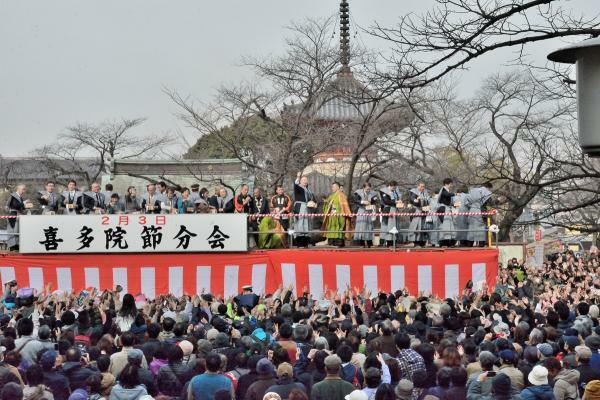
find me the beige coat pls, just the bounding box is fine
[499,364,525,391]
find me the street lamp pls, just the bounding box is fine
[548,37,600,157]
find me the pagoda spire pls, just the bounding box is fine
[339,0,352,76]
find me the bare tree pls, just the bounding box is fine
[368,0,600,90]
[169,17,412,195]
[378,70,600,240]
[33,118,173,187]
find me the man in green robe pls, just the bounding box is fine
[322,182,352,247]
[257,216,287,249]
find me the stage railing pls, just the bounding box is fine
[0,210,498,250]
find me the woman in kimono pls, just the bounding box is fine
[437,178,456,247]
[5,184,31,251]
[465,182,494,247]
[378,181,403,247]
[407,182,430,247]
[353,182,378,248]
[293,172,317,248]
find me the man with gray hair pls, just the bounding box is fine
[78,182,105,214]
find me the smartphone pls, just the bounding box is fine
[54,343,59,351]
[487,371,496,377]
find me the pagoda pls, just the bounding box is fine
[303,0,412,188]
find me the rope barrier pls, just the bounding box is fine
[0,210,497,218]
[252,210,497,218]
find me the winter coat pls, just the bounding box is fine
[245,374,277,400]
[265,377,306,400]
[500,364,525,391]
[157,362,192,397]
[108,384,148,400]
[552,368,580,400]
[520,384,556,400]
[42,370,70,400]
[237,371,259,400]
[61,361,100,391]
[23,384,54,400]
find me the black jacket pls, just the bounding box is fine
[141,338,161,364]
[157,362,193,397]
[61,361,100,391]
[577,362,600,391]
[266,377,306,400]
[237,371,259,400]
[43,370,71,400]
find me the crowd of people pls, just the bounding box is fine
[0,250,595,399]
[4,174,495,251]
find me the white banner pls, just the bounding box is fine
[19,214,248,253]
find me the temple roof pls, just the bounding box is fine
[287,0,412,125]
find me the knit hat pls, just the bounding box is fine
[575,345,593,361]
[345,390,368,400]
[324,354,342,368]
[394,379,414,400]
[528,365,549,386]
[256,358,275,375]
[178,340,194,356]
[536,343,553,357]
[584,380,600,398]
[40,349,58,369]
[492,373,512,395]
[196,339,213,355]
[277,362,293,378]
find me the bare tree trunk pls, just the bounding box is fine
[344,153,360,199]
[498,207,525,242]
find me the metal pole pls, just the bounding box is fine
[487,216,492,248]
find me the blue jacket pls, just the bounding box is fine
[591,353,600,373]
[340,363,362,387]
[520,384,555,400]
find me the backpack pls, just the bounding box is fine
[351,366,361,388]
[74,335,91,350]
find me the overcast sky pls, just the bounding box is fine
[0,0,597,157]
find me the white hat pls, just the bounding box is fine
[345,390,368,400]
[528,365,549,386]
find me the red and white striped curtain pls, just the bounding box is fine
[0,249,498,298]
